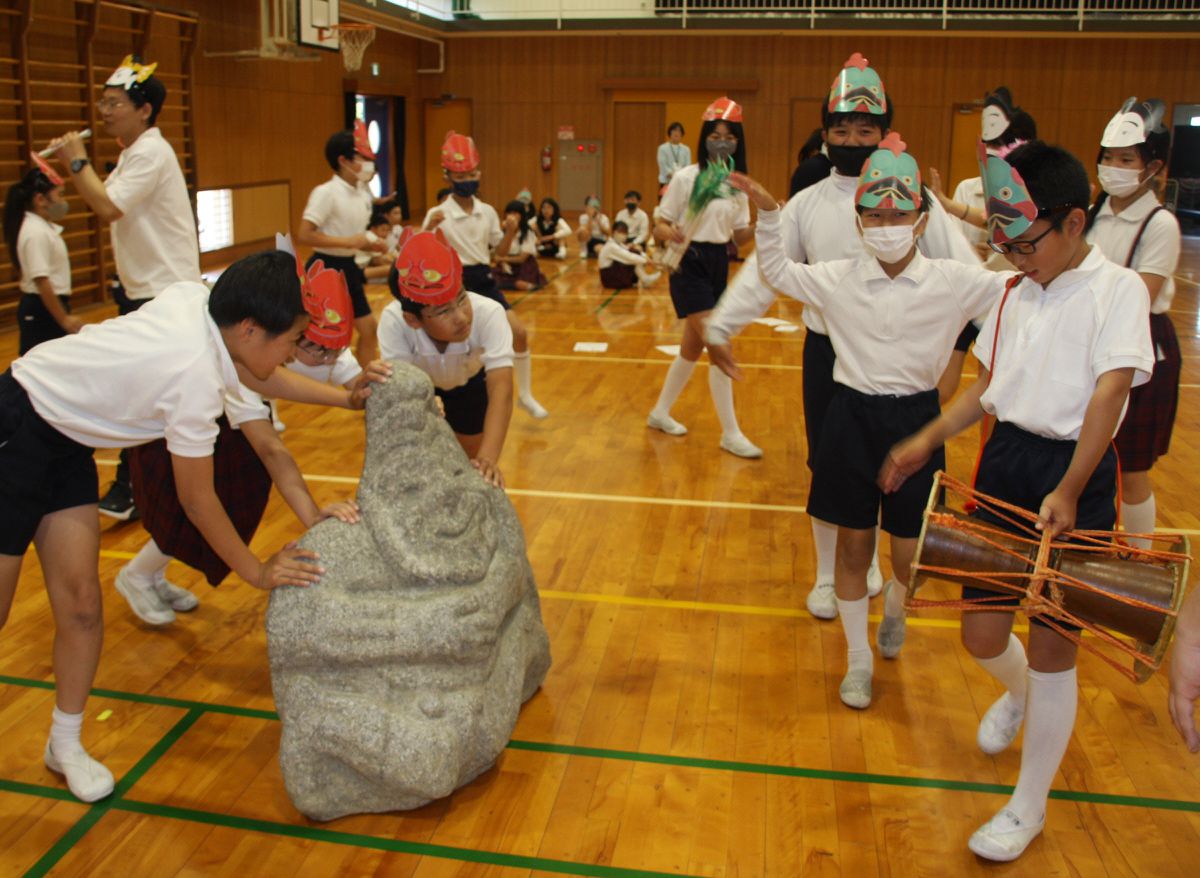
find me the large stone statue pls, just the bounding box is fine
[265,363,552,822]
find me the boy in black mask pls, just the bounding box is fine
[708,53,980,623]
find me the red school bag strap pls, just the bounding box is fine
[963,272,1024,511]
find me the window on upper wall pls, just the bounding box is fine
[197,188,234,252]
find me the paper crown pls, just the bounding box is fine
[440,131,479,172]
[353,119,375,161]
[31,152,63,187]
[1101,96,1168,149]
[393,228,463,307]
[827,53,887,116]
[105,55,157,91]
[855,132,922,211]
[301,260,353,350]
[977,140,1037,246]
[702,97,742,123]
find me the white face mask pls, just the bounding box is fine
[859,221,919,264]
[355,160,375,183]
[981,106,1010,143]
[1097,164,1143,198]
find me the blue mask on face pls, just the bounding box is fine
[451,179,479,198]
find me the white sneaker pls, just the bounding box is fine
[977,692,1026,755]
[968,807,1044,862]
[518,396,549,419]
[839,668,873,709]
[806,581,838,620]
[867,560,884,597]
[115,566,175,626]
[153,575,198,612]
[642,271,662,286]
[647,410,687,436]
[877,614,907,659]
[44,741,114,803]
[719,433,763,459]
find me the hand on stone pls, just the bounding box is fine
[258,543,323,590]
[471,457,504,489]
[348,361,393,409]
[317,500,361,524]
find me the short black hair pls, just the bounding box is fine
[822,103,894,135]
[388,267,426,316]
[698,119,747,174]
[667,121,684,137]
[381,198,402,213]
[208,250,305,336]
[115,76,166,126]
[612,220,629,234]
[324,131,356,171]
[1006,141,1091,216]
[623,190,641,201]
[368,209,390,228]
[435,187,452,202]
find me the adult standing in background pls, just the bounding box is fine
[657,122,691,188]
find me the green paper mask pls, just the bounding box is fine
[977,139,1037,245]
[855,132,921,211]
[827,52,887,116]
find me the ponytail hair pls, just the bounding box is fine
[4,168,56,278]
[1085,190,1108,235]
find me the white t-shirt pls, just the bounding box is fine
[1086,189,1180,314]
[577,211,611,242]
[598,238,648,270]
[11,282,240,456]
[378,292,514,391]
[303,174,373,258]
[105,127,201,300]
[17,212,70,297]
[224,349,361,428]
[717,170,981,337]
[614,207,650,245]
[973,246,1154,441]
[657,164,750,245]
[951,176,987,249]
[422,196,501,267]
[753,208,1009,395]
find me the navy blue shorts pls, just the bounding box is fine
[802,331,836,471]
[668,242,729,318]
[437,368,488,436]
[462,264,511,310]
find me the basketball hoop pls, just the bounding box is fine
[318,22,375,73]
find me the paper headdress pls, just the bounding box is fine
[702,97,743,123]
[440,131,479,173]
[301,261,353,350]
[393,228,463,307]
[353,119,375,160]
[827,53,887,116]
[981,87,1016,142]
[977,140,1037,246]
[31,152,63,187]
[105,55,158,91]
[855,132,922,211]
[1101,96,1168,149]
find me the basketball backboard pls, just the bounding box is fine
[298,0,341,51]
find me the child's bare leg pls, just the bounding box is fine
[455,432,483,458]
[0,554,23,629]
[354,314,379,368]
[877,534,915,658]
[835,525,875,708]
[35,504,114,802]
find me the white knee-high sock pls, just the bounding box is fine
[652,356,696,416]
[125,538,171,584]
[871,525,882,572]
[973,634,1029,700]
[884,579,906,617]
[1122,494,1156,551]
[707,367,744,440]
[513,350,534,399]
[50,706,84,754]
[836,596,873,672]
[812,518,837,583]
[1007,667,1076,823]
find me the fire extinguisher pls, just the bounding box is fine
[540,145,552,172]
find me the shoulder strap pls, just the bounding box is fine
[984,273,1026,380]
[1125,206,1165,268]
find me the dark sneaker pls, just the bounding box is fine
[98,481,137,521]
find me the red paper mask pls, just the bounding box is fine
[31,152,63,187]
[302,260,353,350]
[393,228,463,307]
[353,119,375,160]
[702,97,743,123]
[440,131,479,173]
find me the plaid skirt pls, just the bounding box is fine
[492,256,546,291]
[130,417,273,585]
[1115,312,1180,472]
[599,263,637,289]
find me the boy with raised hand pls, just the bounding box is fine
[380,229,514,489]
[717,133,1006,710]
[879,142,1153,861]
[0,248,383,803]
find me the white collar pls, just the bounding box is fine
[1037,245,1107,296]
[24,210,62,236]
[829,171,858,193]
[205,306,242,394]
[441,195,477,220]
[1098,189,1161,223]
[859,248,928,285]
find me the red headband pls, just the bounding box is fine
[393,228,463,307]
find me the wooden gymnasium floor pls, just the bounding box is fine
[2,238,1200,877]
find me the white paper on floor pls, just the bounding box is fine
[752,317,791,327]
[573,341,609,353]
[774,324,802,333]
[655,345,681,357]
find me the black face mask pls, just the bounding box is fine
[827,143,876,177]
[624,202,638,213]
[451,179,479,198]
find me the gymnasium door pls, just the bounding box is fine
[424,98,472,210]
[611,102,663,212]
[947,104,983,194]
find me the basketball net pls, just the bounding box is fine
[320,23,375,73]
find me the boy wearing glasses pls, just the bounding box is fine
[49,56,201,521]
[379,229,514,489]
[879,142,1153,862]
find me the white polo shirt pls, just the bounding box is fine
[951,176,986,249]
[17,212,70,296]
[973,246,1154,441]
[614,207,650,245]
[1086,189,1180,314]
[658,164,750,244]
[421,196,501,267]
[303,174,373,258]
[577,212,611,242]
[11,282,240,456]
[752,208,1009,396]
[598,238,648,270]
[378,292,514,391]
[105,127,200,300]
[224,349,361,428]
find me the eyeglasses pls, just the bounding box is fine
[296,338,339,363]
[988,208,1072,256]
[95,98,131,112]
